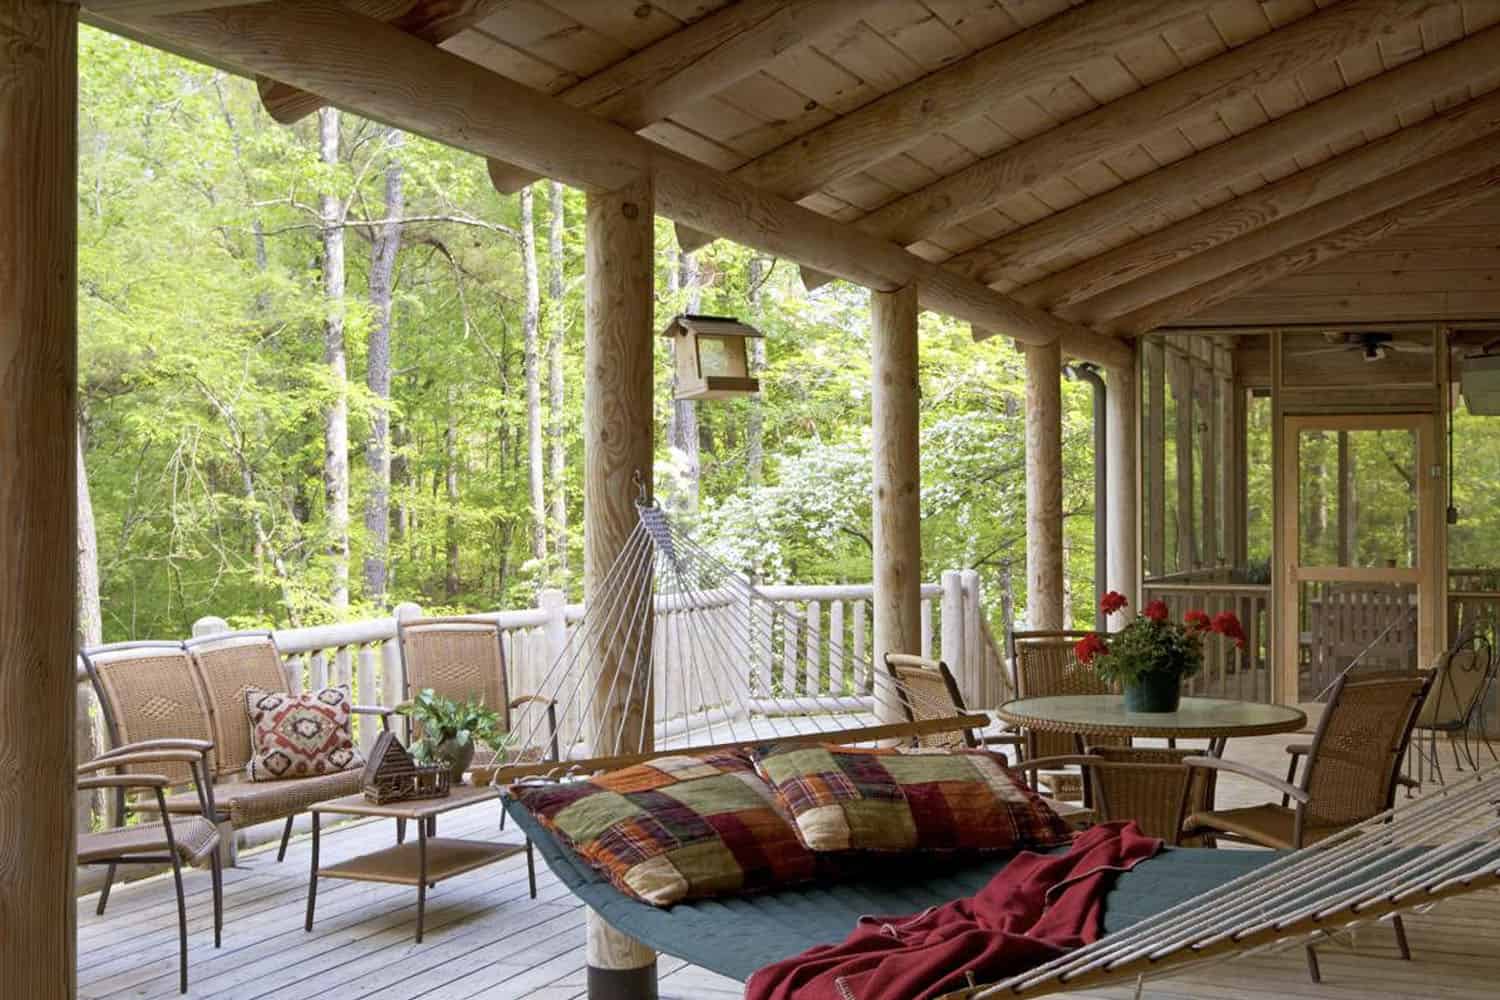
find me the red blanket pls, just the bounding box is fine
[745,822,1162,1000]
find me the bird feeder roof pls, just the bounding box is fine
[661,314,764,339]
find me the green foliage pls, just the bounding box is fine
[397,688,506,764]
[1086,611,1205,685]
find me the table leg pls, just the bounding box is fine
[416,821,427,943]
[304,811,320,932]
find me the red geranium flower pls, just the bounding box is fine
[1100,590,1129,616]
[1143,600,1170,623]
[1074,632,1108,666]
[1183,609,1211,632]
[1211,611,1247,648]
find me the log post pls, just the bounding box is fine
[584,175,658,998]
[871,284,920,722]
[1024,341,1065,629]
[1106,354,1140,621]
[0,2,78,995]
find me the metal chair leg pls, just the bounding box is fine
[169,854,189,994]
[526,838,537,899]
[96,862,117,916]
[396,818,406,844]
[1393,914,1412,961]
[210,850,224,948]
[1304,944,1321,983]
[277,815,295,862]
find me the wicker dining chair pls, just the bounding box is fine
[77,739,222,994]
[397,616,559,897]
[1180,670,1433,982]
[1008,630,1128,799]
[883,652,1022,752]
[1412,627,1497,784]
[183,630,396,862]
[1018,746,1216,845]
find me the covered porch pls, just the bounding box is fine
[7,1,1500,998]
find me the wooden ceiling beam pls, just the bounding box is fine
[121,0,1130,368]
[854,0,1436,250]
[728,0,1203,203]
[83,0,265,12]
[949,21,1500,290]
[1110,160,1500,336]
[255,1,498,124]
[1024,87,1500,322]
[488,0,880,197]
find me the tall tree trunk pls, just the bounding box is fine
[445,389,460,598]
[746,256,767,486]
[76,421,103,828]
[319,107,350,611]
[671,249,701,512]
[547,180,569,580]
[364,128,404,608]
[521,184,546,575]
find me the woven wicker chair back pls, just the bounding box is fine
[1011,630,1125,758]
[884,655,973,750]
[185,633,292,779]
[1304,672,1431,828]
[398,617,510,725]
[84,642,213,785]
[1417,632,1494,729]
[1084,745,1214,845]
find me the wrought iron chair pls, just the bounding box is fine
[77,739,222,994]
[1181,670,1433,982]
[1412,627,1497,784]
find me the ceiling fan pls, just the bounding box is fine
[1293,331,1428,362]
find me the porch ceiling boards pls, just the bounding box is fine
[82,0,1500,348]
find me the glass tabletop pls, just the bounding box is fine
[995,695,1307,740]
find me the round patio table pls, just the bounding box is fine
[995,695,1306,757]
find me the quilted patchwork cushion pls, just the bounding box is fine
[753,744,1073,854]
[508,750,817,906]
[245,684,365,781]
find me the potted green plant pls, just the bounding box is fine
[397,688,508,784]
[1074,592,1246,713]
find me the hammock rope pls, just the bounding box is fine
[502,501,980,775]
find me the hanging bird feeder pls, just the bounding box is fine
[661,313,763,400]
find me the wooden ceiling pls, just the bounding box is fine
[86,0,1500,348]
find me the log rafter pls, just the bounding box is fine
[951,22,1500,291]
[852,0,1436,250]
[120,0,1131,368]
[1114,162,1500,335]
[487,0,882,196]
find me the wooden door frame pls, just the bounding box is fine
[1274,412,1445,703]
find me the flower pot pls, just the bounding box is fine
[1124,670,1182,713]
[433,738,474,785]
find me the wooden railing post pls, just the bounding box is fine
[940,569,965,688]
[961,569,983,707]
[192,615,229,637]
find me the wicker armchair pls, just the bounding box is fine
[77,739,222,994]
[1019,746,1215,845]
[1181,670,1433,982]
[1412,627,1497,784]
[883,652,1022,752]
[397,616,558,898]
[1008,630,1128,799]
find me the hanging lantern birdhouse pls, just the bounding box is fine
[661,313,763,400]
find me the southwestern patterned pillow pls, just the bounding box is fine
[508,750,817,906]
[245,684,364,781]
[753,744,1072,854]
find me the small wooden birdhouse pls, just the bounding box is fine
[661,313,763,400]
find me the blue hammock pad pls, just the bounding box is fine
[504,798,1279,982]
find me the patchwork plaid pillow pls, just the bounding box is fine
[753,744,1072,854]
[509,750,817,906]
[245,684,365,781]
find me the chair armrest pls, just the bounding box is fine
[1183,755,1310,804]
[1283,743,1311,758]
[978,733,1024,747]
[79,749,209,774]
[78,773,171,792]
[509,694,555,709]
[1014,754,1099,773]
[95,738,213,760]
[352,704,395,716]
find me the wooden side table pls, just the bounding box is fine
[305,784,528,942]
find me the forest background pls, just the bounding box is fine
[79,28,1500,647]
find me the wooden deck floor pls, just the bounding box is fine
[77,732,1500,999]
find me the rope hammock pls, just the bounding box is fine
[493,501,991,783]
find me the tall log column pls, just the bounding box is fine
[1024,341,1065,629]
[871,284,920,722]
[1105,355,1139,621]
[0,2,78,996]
[584,176,657,998]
